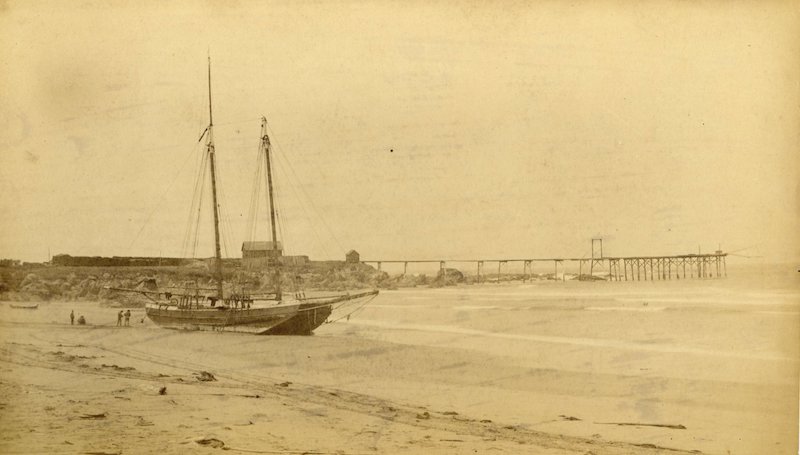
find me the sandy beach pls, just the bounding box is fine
[0,264,797,455]
[3,1,799,453]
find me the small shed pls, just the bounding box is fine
[345,250,360,264]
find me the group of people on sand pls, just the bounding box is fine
[69,309,137,327]
[67,309,131,327]
[69,310,86,325]
[116,309,131,327]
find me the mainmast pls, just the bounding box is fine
[206,57,224,302]
[260,116,281,300]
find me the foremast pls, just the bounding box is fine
[260,117,282,301]
[206,57,224,303]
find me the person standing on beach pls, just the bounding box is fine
[124,309,131,326]
[70,310,74,325]
[117,310,123,327]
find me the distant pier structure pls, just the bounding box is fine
[361,239,728,282]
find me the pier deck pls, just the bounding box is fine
[361,252,727,282]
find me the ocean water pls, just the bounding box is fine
[319,261,799,454]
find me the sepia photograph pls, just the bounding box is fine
[1,1,798,454]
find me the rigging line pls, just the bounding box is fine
[253,117,286,250]
[210,132,245,260]
[207,143,273,153]
[217,207,230,258]
[249,181,262,242]
[181,144,210,258]
[178,116,212,249]
[243,130,273,246]
[191,152,210,258]
[212,117,263,128]
[245,145,263,243]
[270,133,343,256]
[253,162,265,243]
[326,294,378,324]
[256,142,269,244]
[177,102,210,257]
[267,124,345,256]
[212,156,231,257]
[264,141,279,249]
[218,181,237,258]
[127,138,205,253]
[212,184,234,260]
[249,135,269,242]
[268,139,328,257]
[180,164,200,257]
[269,162,288,252]
[186,146,209,256]
[271,182,282,246]
[272,150,333,259]
[283,176,329,259]
[274,194,288,254]
[246,188,255,243]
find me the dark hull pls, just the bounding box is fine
[263,302,333,335]
[145,290,377,335]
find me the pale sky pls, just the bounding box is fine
[1,1,798,263]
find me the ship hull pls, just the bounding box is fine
[144,290,376,335]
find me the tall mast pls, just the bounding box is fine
[260,116,281,300]
[207,56,224,302]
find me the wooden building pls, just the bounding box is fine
[241,241,283,270]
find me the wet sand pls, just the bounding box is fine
[0,266,797,454]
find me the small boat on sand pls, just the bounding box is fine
[9,303,38,310]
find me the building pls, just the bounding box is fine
[241,241,283,270]
[345,250,360,264]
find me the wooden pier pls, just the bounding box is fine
[361,252,727,282]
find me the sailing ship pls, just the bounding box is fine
[118,58,378,335]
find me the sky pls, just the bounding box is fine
[1,1,798,263]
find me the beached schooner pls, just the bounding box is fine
[119,58,377,334]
